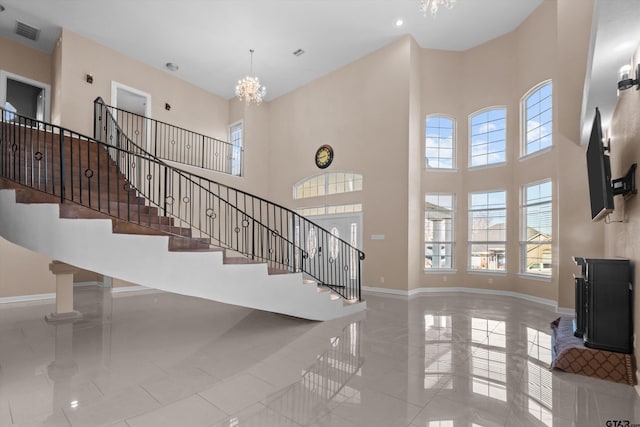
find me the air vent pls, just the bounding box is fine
[15,21,40,41]
[292,49,305,57]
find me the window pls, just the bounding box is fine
[469,108,506,167]
[293,172,363,200]
[522,180,552,276]
[228,121,243,176]
[468,190,506,272]
[523,81,552,156]
[425,193,454,269]
[425,115,455,169]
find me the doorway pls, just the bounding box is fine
[0,71,51,124]
[110,81,151,150]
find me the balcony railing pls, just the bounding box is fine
[93,98,243,176]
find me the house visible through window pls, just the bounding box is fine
[522,180,552,276]
[425,193,454,270]
[228,121,243,176]
[523,81,552,156]
[469,107,506,167]
[425,115,455,169]
[469,190,506,271]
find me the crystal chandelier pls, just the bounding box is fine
[419,0,456,16]
[235,49,267,105]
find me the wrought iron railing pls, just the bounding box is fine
[93,98,243,176]
[91,99,364,301]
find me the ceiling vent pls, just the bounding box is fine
[15,21,40,41]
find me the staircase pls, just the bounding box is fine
[0,105,366,320]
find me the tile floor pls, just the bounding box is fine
[0,286,639,427]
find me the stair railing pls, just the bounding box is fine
[93,98,243,176]
[93,98,364,301]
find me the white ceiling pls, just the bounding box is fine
[0,0,637,146]
[0,0,542,101]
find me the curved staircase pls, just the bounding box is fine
[0,105,366,320]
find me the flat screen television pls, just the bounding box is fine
[586,108,614,221]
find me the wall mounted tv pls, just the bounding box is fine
[586,107,637,222]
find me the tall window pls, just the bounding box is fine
[425,194,454,269]
[469,108,506,167]
[228,121,243,176]
[523,81,552,156]
[522,180,552,276]
[425,115,455,169]
[468,190,506,272]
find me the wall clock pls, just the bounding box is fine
[315,144,334,169]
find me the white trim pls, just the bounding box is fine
[0,285,154,305]
[110,81,152,150]
[111,285,153,294]
[0,292,55,304]
[0,70,51,122]
[74,281,103,287]
[362,285,571,313]
[468,105,508,168]
[520,79,553,158]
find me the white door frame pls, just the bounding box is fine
[0,70,51,123]
[110,81,152,151]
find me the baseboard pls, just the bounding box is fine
[0,292,55,304]
[111,285,152,294]
[0,285,153,304]
[362,285,572,314]
[74,281,105,287]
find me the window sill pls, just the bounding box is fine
[424,269,457,274]
[467,270,507,276]
[519,146,553,161]
[468,161,507,171]
[517,273,552,282]
[425,167,458,173]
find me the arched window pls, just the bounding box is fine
[293,172,363,200]
[522,81,552,156]
[425,115,455,169]
[469,107,507,167]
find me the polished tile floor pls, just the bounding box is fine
[0,286,639,427]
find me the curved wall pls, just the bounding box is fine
[418,0,598,306]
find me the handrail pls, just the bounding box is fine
[92,98,365,301]
[92,97,243,176]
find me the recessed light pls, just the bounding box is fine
[394,18,404,27]
[165,62,179,72]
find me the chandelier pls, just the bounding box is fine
[419,0,456,16]
[235,49,267,105]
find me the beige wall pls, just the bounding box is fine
[607,42,640,392]
[56,29,229,140]
[0,37,57,297]
[268,37,412,290]
[0,0,603,308]
[0,36,51,85]
[418,0,597,305]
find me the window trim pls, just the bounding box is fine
[425,192,455,271]
[468,106,508,169]
[228,119,243,177]
[293,171,363,200]
[468,189,507,273]
[520,178,552,277]
[425,114,456,170]
[521,80,553,158]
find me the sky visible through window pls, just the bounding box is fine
[470,108,506,167]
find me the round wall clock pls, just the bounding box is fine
[315,144,334,169]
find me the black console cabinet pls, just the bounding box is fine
[572,257,632,354]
